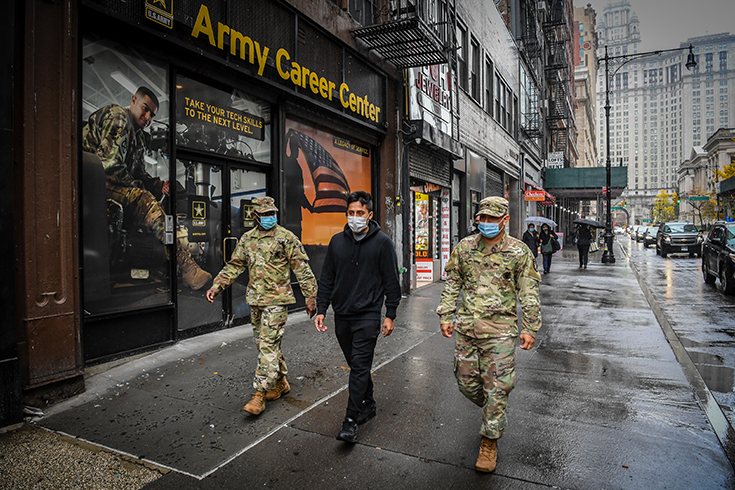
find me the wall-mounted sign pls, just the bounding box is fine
[190,4,383,125]
[416,258,434,282]
[525,190,545,201]
[547,152,564,169]
[241,200,256,231]
[407,64,452,137]
[145,0,173,29]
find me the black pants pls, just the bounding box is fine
[578,244,590,266]
[335,317,381,420]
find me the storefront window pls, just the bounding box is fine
[81,36,171,315]
[283,117,372,278]
[176,75,271,164]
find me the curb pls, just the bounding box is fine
[618,240,735,469]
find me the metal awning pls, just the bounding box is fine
[544,166,627,200]
[351,17,447,69]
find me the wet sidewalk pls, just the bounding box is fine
[5,243,735,489]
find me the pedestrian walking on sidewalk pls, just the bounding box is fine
[522,224,539,258]
[436,196,541,473]
[538,224,558,274]
[205,196,318,416]
[314,191,401,443]
[575,224,592,269]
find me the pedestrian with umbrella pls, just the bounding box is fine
[522,223,539,258]
[538,223,559,274]
[575,224,592,269]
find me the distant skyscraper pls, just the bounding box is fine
[595,0,735,224]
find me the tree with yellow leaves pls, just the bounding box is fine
[714,160,735,181]
[652,190,678,223]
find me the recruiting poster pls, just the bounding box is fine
[414,192,430,259]
[283,118,372,246]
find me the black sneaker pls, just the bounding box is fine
[336,417,358,443]
[356,404,376,425]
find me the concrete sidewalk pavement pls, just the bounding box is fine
[3,242,734,489]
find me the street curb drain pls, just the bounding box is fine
[619,241,735,469]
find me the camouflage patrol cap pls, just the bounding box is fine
[476,196,508,217]
[252,196,278,214]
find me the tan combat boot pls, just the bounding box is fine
[265,376,290,401]
[243,391,267,415]
[475,436,497,473]
[177,249,212,290]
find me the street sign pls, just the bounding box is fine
[688,196,710,201]
[547,152,564,169]
[612,206,624,210]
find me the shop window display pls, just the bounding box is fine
[81,36,174,315]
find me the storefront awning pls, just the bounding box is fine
[718,174,735,197]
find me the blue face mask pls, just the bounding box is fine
[259,216,277,230]
[478,222,501,239]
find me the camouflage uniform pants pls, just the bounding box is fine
[454,332,517,439]
[106,182,165,242]
[250,305,289,392]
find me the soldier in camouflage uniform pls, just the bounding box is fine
[436,196,541,473]
[205,197,318,415]
[81,87,211,290]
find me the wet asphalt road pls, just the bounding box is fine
[30,248,735,489]
[620,234,735,427]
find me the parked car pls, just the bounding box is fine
[614,226,623,235]
[630,225,640,240]
[702,221,735,294]
[643,226,658,248]
[656,221,703,258]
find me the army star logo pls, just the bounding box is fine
[193,201,206,219]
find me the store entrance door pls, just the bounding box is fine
[175,158,267,334]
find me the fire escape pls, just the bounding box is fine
[542,0,571,165]
[350,0,452,69]
[520,1,543,140]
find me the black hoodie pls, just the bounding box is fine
[316,220,401,320]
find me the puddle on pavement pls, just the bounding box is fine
[680,337,714,348]
[687,351,724,365]
[693,363,735,393]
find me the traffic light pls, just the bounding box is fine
[621,200,627,207]
[676,198,681,204]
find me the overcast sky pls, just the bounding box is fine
[588,0,735,52]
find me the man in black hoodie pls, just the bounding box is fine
[314,190,401,443]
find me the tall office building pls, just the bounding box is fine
[595,0,735,224]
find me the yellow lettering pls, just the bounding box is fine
[311,73,320,94]
[340,83,350,108]
[328,81,335,101]
[369,104,376,122]
[255,42,269,77]
[290,61,302,86]
[362,95,369,117]
[217,22,230,50]
[276,48,290,80]
[230,29,254,62]
[349,92,357,112]
[374,106,381,122]
[191,5,215,47]
[319,77,328,98]
[301,66,311,89]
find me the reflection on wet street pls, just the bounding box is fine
[622,235,735,420]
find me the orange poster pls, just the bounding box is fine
[284,118,372,246]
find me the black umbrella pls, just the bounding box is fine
[574,218,606,229]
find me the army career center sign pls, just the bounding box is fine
[189,5,383,125]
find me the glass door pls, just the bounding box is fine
[175,159,224,332]
[226,166,267,327]
[175,159,268,333]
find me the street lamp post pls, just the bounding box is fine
[599,44,697,264]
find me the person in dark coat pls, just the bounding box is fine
[538,224,557,274]
[576,224,592,269]
[314,191,401,444]
[522,224,539,258]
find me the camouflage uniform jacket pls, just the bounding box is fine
[211,224,318,307]
[436,233,542,339]
[81,104,164,198]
